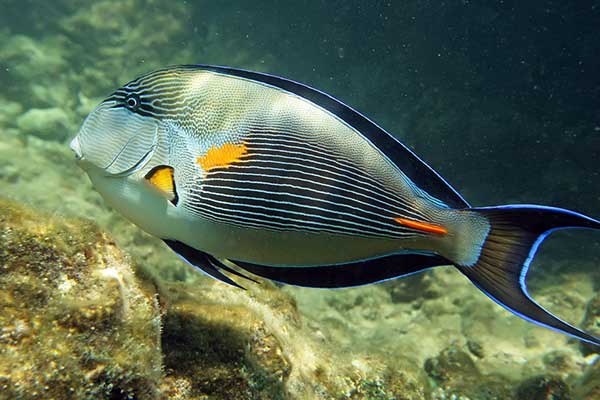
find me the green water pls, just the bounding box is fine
[1,1,599,399]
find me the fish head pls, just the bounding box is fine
[70,87,160,176]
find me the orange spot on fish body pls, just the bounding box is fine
[394,217,448,235]
[197,142,248,172]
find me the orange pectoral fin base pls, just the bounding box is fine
[394,217,448,235]
[197,142,248,172]
[145,165,178,205]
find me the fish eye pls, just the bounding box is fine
[125,93,140,110]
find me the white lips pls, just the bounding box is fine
[70,136,82,159]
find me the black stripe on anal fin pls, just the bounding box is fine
[163,240,257,289]
[185,64,469,209]
[230,253,450,288]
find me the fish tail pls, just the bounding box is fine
[455,205,600,346]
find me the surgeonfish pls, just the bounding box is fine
[70,65,600,346]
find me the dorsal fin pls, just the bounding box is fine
[183,64,469,209]
[231,252,450,288]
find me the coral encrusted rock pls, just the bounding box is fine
[0,198,163,399]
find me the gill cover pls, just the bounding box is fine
[77,103,159,175]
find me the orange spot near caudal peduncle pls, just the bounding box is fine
[394,217,448,235]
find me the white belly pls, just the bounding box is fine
[84,165,182,239]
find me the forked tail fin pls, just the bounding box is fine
[456,205,600,346]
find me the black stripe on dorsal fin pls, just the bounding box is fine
[163,240,257,289]
[183,64,469,209]
[230,252,450,288]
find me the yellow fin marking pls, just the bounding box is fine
[394,217,448,235]
[145,166,176,202]
[196,142,248,172]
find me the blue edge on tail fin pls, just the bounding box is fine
[465,204,600,347]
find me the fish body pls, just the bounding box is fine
[71,65,600,346]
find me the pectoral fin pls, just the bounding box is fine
[145,165,178,205]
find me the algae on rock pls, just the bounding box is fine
[156,276,431,400]
[0,198,163,399]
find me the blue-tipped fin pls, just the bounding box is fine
[459,205,600,346]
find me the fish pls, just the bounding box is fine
[70,64,600,346]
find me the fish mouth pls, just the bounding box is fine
[69,136,83,160]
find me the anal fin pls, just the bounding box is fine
[231,252,450,288]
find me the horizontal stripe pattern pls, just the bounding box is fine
[184,130,435,239]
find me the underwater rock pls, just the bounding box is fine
[0,34,67,87]
[0,99,23,129]
[574,356,600,400]
[157,278,431,400]
[425,345,480,391]
[0,198,163,399]
[515,375,572,400]
[158,282,293,399]
[541,350,581,376]
[425,345,513,400]
[16,107,72,141]
[60,0,191,91]
[580,291,600,356]
[0,32,75,117]
[384,272,442,304]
